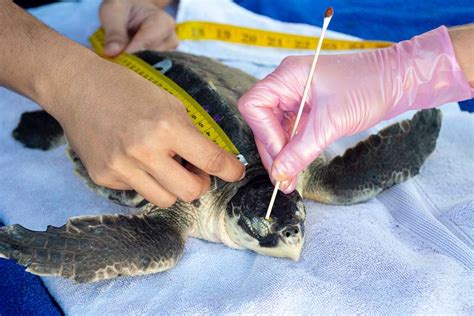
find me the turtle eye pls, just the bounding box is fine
[250,217,272,237]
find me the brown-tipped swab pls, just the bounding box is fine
[325,7,334,18]
[265,7,334,220]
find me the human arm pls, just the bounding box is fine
[100,0,178,56]
[449,24,474,86]
[238,24,474,193]
[0,1,244,206]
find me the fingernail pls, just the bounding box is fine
[280,180,291,191]
[272,164,287,182]
[105,42,122,55]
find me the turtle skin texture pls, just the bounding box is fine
[2,51,441,283]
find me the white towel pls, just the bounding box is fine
[0,0,472,314]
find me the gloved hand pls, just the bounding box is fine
[100,0,177,56]
[238,26,474,193]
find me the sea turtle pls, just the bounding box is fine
[0,51,441,283]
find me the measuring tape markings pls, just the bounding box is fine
[176,21,392,50]
[89,29,240,156]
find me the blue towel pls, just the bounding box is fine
[234,0,474,42]
[0,251,62,316]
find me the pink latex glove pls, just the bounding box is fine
[238,26,474,193]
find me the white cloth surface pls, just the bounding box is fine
[0,0,473,314]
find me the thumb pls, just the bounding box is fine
[271,123,325,183]
[271,95,340,182]
[237,82,288,160]
[256,139,298,194]
[272,138,323,183]
[99,1,130,56]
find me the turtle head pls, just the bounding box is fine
[225,174,305,261]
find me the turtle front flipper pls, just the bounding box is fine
[301,109,442,204]
[12,110,65,150]
[0,204,194,283]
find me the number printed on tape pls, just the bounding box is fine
[176,21,392,50]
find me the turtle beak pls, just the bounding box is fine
[252,237,304,261]
[279,224,304,261]
[251,225,304,261]
[279,231,304,261]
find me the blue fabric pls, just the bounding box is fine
[460,98,474,113]
[0,223,62,316]
[234,0,474,42]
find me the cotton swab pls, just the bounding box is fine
[265,7,334,220]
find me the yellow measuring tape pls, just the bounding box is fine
[89,28,241,158]
[176,21,392,50]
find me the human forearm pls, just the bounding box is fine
[449,24,474,87]
[0,1,101,118]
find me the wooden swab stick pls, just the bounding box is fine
[265,7,334,220]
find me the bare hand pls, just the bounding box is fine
[100,0,177,56]
[54,59,244,207]
[0,1,243,207]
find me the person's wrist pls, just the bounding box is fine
[382,26,473,120]
[448,25,474,88]
[37,47,111,125]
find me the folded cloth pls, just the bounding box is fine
[0,0,472,314]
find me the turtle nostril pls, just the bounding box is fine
[283,226,300,238]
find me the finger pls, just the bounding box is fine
[271,120,325,182]
[103,179,132,191]
[123,168,177,208]
[184,163,212,195]
[256,140,297,193]
[256,139,274,178]
[173,125,245,182]
[238,82,289,159]
[125,10,176,53]
[142,156,210,202]
[100,1,131,56]
[280,177,298,194]
[154,32,179,51]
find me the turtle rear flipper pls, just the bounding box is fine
[0,205,193,283]
[12,110,65,150]
[301,109,442,204]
